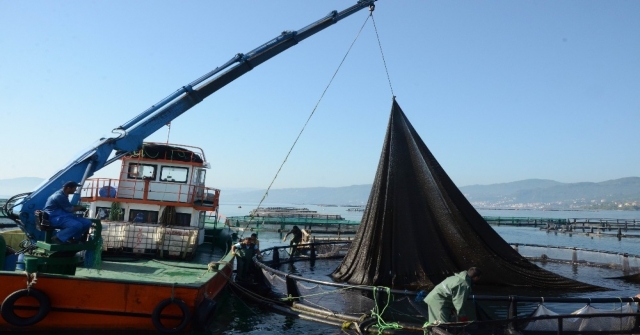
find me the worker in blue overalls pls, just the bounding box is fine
[43,181,92,244]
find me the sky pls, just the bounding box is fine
[1,1,638,191]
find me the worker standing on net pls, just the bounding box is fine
[282,225,303,256]
[424,267,482,325]
[232,237,259,282]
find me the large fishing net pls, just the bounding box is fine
[331,98,601,291]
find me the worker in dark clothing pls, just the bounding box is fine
[232,237,260,282]
[424,267,482,325]
[282,225,302,256]
[250,233,260,249]
[43,181,92,244]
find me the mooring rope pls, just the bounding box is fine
[219,270,286,306]
[238,12,373,238]
[146,258,222,280]
[280,283,364,302]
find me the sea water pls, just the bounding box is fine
[210,204,640,334]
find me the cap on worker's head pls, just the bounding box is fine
[467,267,482,279]
[63,181,80,188]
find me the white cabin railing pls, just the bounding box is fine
[81,178,220,210]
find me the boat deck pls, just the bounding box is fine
[72,245,230,286]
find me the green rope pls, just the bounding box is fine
[372,286,403,332]
[84,237,103,272]
[92,237,103,270]
[140,146,159,159]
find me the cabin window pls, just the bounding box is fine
[175,213,191,227]
[197,169,206,184]
[129,210,159,224]
[128,163,157,180]
[160,166,188,183]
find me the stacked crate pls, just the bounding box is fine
[123,223,158,255]
[158,227,198,259]
[98,222,126,251]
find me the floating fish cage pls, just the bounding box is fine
[512,243,640,272]
[225,215,360,234]
[241,241,640,334]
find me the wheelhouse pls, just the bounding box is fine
[80,143,220,259]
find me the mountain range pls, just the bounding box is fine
[1,177,638,210]
[460,177,640,209]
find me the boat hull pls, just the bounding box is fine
[0,254,233,332]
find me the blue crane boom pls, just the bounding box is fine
[9,0,376,240]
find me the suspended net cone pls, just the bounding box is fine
[331,98,604,292]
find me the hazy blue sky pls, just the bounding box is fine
[1,1,638,191]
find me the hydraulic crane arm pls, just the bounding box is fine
[9,0,376,240]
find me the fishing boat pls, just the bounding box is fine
[0,1,376,332]
[0,143,234,332]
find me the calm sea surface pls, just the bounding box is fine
[3,205,640,334]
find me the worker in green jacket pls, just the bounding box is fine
[424,267,482,325]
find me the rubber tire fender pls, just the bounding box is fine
[1,289,51,327]
[192,298,217,331]
[151,298,192,333]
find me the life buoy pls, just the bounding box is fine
[192,298,217,331]
[151,298,192,333]
[1,289,51,327]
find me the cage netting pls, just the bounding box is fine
[331,98,601,291]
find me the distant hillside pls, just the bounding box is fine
[2,177,638,210]
[460,177,640,209]
[0,177,44,198]
[220,177,640,209]
[460,179,563,202]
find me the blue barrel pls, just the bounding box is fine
[99,186,117,198]
[3,253,18,271]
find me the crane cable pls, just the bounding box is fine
[370,7,395,97]
[239,5,392,237]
